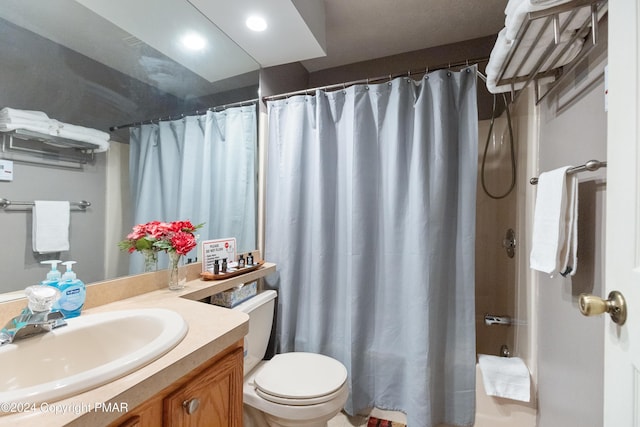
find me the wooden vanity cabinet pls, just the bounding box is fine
[110,341,243,427]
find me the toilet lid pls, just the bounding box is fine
[254,352,347,404]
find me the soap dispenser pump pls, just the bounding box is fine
[56,261,86,319]
[40,260,62,285]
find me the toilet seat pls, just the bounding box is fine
[253,352,348,406]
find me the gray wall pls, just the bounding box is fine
[535,18,608,427]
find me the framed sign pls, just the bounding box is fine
[201,238,236,273]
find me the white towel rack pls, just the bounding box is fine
[498,0,607,104]
[529,159,607,185]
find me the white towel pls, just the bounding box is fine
[0,107,53,134]
[49,121,111,152]
[32,201,70,254]
[478,354,531,402]
[530,166,578,276]
[0,107,49,122]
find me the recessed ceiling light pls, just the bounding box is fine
[181,33,206,50]
[246,15,267,32]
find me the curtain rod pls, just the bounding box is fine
[109,98,259,132]
[262,56,490,102]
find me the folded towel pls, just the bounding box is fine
[0,120,54,134]
[46,120,110,152]
[55,121,110,141]
[32,201,70,254]
[530,166,578,276]
[0,107,53,134]
[0,107,49,122]
[478,354,531,402]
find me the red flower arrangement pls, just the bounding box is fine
[119,220,203,255]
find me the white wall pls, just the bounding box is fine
[514,16,608,426]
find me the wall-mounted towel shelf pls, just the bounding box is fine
[496,0,607,104]
[0,198,91,210]
[1,129,96,167]
[530,159,606,185]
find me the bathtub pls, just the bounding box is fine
[473,363,536,427]
[350,364,537,427]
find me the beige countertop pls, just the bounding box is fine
[0,262,276,427]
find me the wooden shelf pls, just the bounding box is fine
[176,262,276,303]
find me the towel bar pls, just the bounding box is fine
[0,198,91,210]
[529,159,606,185]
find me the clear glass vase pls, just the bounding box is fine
[141,249,158,272]
[168,251,186,290]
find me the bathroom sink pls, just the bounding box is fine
[0,308,188,406]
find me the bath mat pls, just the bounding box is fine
[367,417,406,427]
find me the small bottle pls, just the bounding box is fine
[246,253,254,266]
[213,259,220,274]
[221,258,227,273]
[238,254,245,269]
[55,261,86,319]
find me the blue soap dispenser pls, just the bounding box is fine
[57,261,86,318]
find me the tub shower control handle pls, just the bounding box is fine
[579,291,627,325]
[502,229,516,258]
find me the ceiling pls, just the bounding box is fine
[303,0,508,72]
[0,0,508,97]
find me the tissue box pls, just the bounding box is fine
[210,282,257,308]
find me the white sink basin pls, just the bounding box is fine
[0,308,188,406]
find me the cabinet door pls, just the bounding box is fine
[164,347,243,426]
[111,394,162,427]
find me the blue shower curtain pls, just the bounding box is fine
[265,68,478,427]
[128,105,257,273]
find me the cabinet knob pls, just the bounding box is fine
[578,290,627,325]
[182,398,200,415]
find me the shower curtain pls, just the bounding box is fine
[265,68,478,427]
[128,105,257,273]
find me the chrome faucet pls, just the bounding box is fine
[0,285,67,346]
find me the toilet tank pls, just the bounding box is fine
[232,290,277,374]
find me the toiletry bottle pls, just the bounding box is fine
[238,254,245,269]
[56,261,86,318]
[222,258,227,273]
[213,259,220,274]
[246,252,254,266]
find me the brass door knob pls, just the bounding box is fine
[578,291,627,325]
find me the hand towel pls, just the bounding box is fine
[530,166,578,276]
[32,201,70,254]
[478,354,531,402]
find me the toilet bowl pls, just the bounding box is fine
[232,290,349,427]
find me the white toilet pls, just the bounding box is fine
[233,290,349,427]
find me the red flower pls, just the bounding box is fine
[120,220,202,256]
[170,231,197,255]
